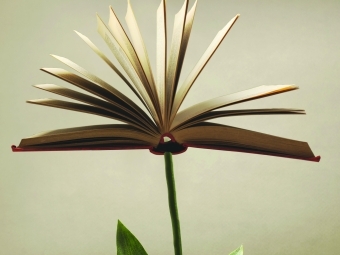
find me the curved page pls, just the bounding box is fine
[19,124,159,148]
[171,14,239,121]
[173,122,315,158]
[172,108,305,131]
[33,84,157,134]
[171,84,298,129]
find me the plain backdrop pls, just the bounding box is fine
[1,0,339,254]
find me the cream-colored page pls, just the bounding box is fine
[172,0,197,103]
[108,7,155,104]
[51,54,147,115]
[33,84,157,134]
[173,108,305,131]
[41,67,146,113]
[125,0,158,106]
[156,0,167,127]
[27,99,133,125]
[96,15,160,126]
[26,98,154,134]
[165,0,188,119]
[19,124,159,148]
[173,123,315,158]
[74,31,148,111]
[171,14,240,121]
[40,67,153,126]
[171,84,298,129]
[50,54,155,128]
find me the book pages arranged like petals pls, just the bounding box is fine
[13,0,319,162]
[33,84,157,134]
[70,31,149,111]
[173,108,305,131]
[108,6,161,116]
[40,68,147,118]
[173,0,197,103]
[170,14,240,122]
[50,54,151,121]
[96,14,160,127]
[156,0,167,127]
[27,98,151,132]
[166,0,188,123]
[171,84,298,130]
[125,0,156,106]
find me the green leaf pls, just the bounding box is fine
[228,245,243,255]
[116,220,148,255]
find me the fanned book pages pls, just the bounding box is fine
[12,0,320,162]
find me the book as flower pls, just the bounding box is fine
[12,0,319,162]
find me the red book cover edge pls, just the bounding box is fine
[11,144,320,162]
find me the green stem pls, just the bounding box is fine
[164,152,182,255]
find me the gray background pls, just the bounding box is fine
[1,0,339,254]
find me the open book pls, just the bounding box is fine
[12,0,320,162]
